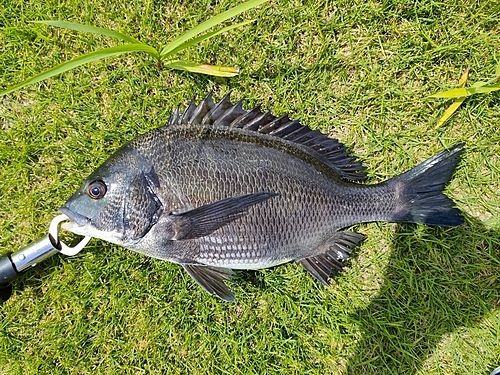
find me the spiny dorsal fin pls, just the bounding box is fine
[173,92,367,181]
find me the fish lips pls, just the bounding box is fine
[59,205,125,244]
[59,206,92,235]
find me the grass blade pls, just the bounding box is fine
[0,44,158,96]
[161,0,268,57]
[33,20,141,44]
[164,60,239,77]
[160,19,255,59]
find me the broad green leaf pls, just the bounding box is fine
[429,84,500,98]
[164,60,239,77]
[434,97,466,129]
[160,19,256,59]
[434,66,469,128]
[496,62,500,77]
[161,0,268,56]
[470,84,500,93]
[33,20,141,44]
[2,1,267,95]
[457,66,470,86]
[0,44,157,96]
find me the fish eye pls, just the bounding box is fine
[87,181,107,199]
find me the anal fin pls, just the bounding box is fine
[183,264,235,302]
[297,231,364,286]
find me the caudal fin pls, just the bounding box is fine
[389,143,465,227]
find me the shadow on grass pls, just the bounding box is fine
[347,216,500,374]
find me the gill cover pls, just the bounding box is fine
[124,170,163,241]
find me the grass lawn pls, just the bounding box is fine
[0,0,499,374]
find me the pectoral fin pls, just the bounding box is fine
[183,264,235,302]
[170,192,278,240]
[297,231,364,286]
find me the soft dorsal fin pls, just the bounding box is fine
[169,92,367,181]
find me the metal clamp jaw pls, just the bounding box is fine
[0,214,91,303]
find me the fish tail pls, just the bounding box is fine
[389,142,465,227]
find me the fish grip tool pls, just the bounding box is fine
[0,214,91,304]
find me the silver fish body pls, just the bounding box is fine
[60,93,464,301]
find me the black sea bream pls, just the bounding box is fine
[60,93,464,301]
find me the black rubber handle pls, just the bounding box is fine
[0,253,21,304]
[0,284,12,304]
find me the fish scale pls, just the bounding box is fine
[60,92,464,302]
[157,138,344,255]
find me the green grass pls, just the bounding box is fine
[0,0,270,96]
[0,0,499,374]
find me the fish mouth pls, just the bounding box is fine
[59,206,123,244]
[59,206,90,227]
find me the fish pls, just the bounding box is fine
[60,92,465,302]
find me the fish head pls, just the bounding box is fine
[59,145,163,246]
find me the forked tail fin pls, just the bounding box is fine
[389,143,465,227]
